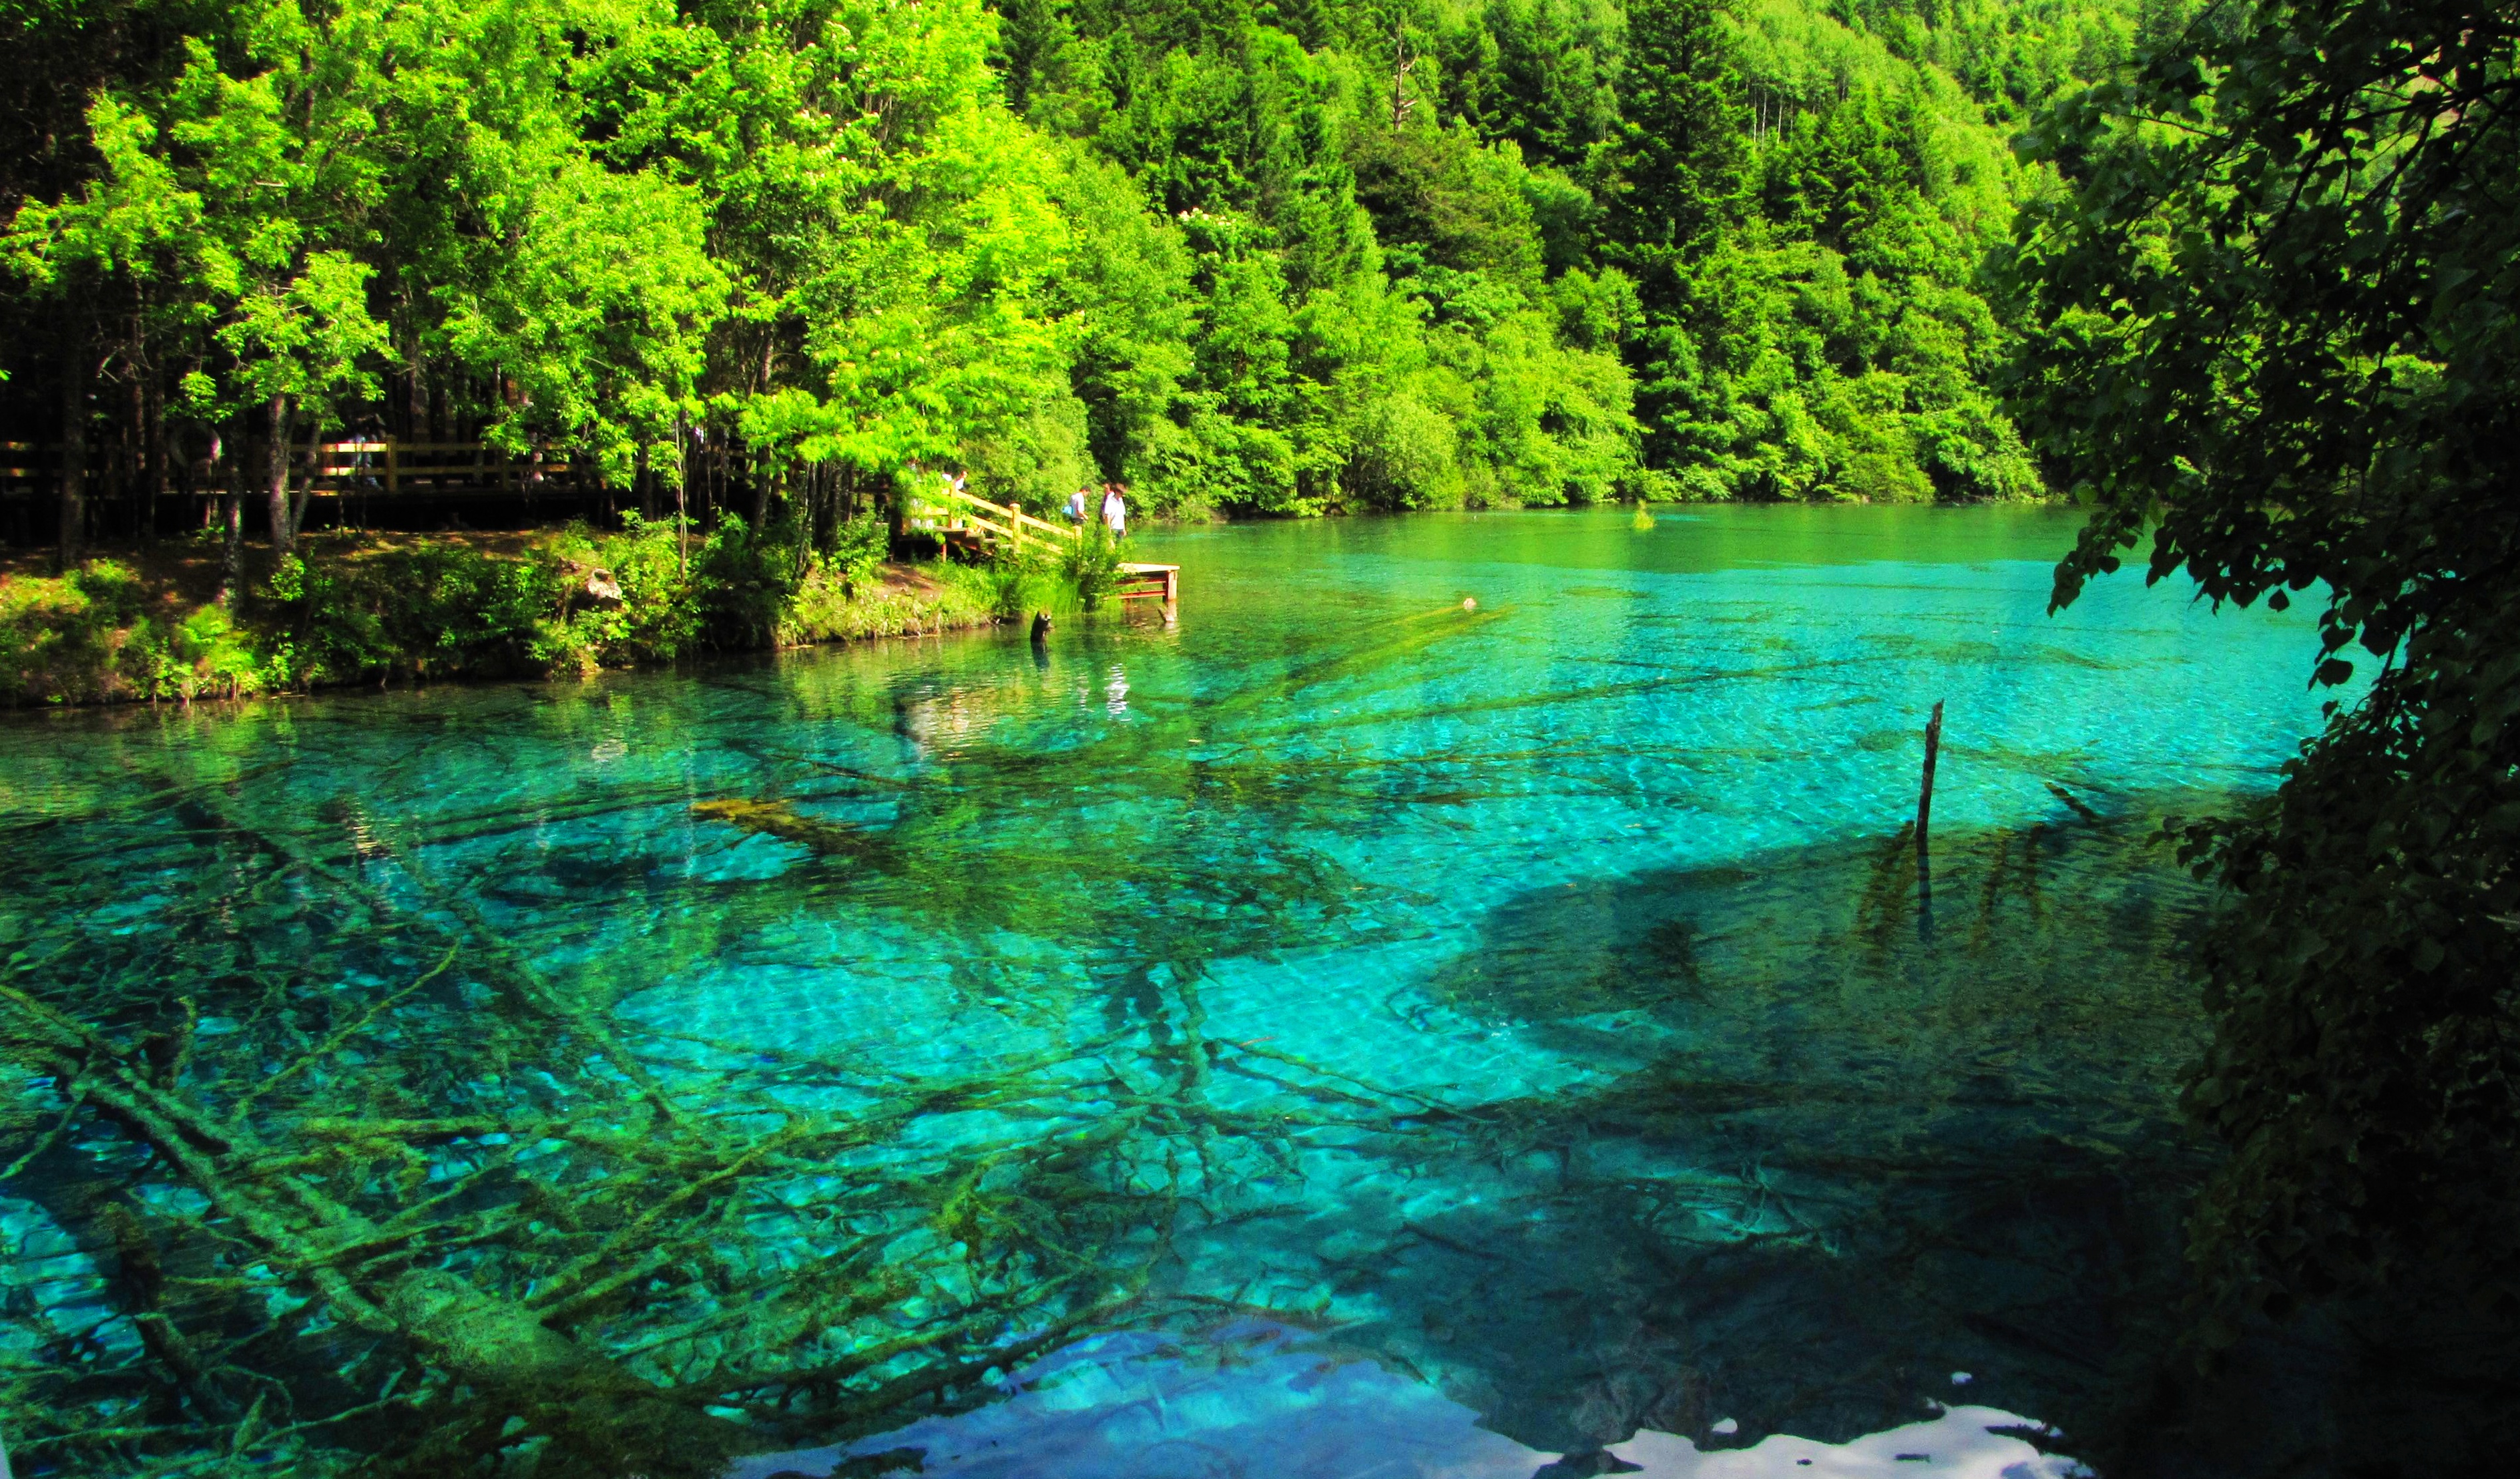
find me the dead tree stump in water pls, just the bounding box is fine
[1915,700,1946,939]
[1917,700,1945,850]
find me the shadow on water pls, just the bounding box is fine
[1363,816,2519,1477]
[1312,814,2207,1448]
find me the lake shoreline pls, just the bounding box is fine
[0,527,1022,709]
[4,503,2089,710]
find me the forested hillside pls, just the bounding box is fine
[0,0,2164,552]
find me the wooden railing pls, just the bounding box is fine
[0,439,577,494]
[907,483,1083,557]
[301,441,578,494]
[4,444,1106,557]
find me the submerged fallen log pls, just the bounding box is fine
[2,981,748,1477]
[692,797,901,871]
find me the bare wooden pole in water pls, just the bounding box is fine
[1917,699,1946,855]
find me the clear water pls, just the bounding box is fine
[0,507,2342,1477]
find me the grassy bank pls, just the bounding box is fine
[0,517,1101,706]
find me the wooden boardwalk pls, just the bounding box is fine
[903,484,1076,559]
[3,438,581,495]
[5,437,1184,619]
[905,482,1179,622]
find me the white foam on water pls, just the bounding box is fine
[1605,1410,2087,1478]
[725,1324,2087,1479]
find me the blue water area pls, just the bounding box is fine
[0,507,2343,1477]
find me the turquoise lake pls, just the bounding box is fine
[0,507,2350,1476]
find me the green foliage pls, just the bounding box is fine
[974,544,1050,620]
[1824,0,2173,123]
[1,0,2144,535]
[1063,523,1125,610]
[778,556,999,644]
[262,544,563,684]
[0,525,1037,704]
[5,0,722,482]
[2008,0,2520,1325]
[1004,7,1653,513]
[830,511,892,587]
[1,559,274,702]
[1595,0,2044,499]
[538,517,710,668]
[1438,0,1628,174]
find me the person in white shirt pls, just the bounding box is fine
[1099,483,1127,538]
[1066,485,1089,523]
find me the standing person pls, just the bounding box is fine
[1065,485,1089,523]
[1099,482,1127,539]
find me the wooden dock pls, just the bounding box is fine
[1117,563,1180,622]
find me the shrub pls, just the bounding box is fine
[831,512,889,588]
[264,545,561,685]
[2,562,277,704]
[1061,526,1123,611]
[3,515,1041,706]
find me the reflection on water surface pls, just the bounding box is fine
[1,508,2344,1476]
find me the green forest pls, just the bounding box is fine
[0,0,2171,552]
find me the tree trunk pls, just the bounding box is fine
[674,417,690,578]
[288,419,320,544]
[405,313,428,441]
[1389,17,1414,127]
[55,331,93,572]
[265,393,295,554]
[220,417,247,607]
[143,369,167,544]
